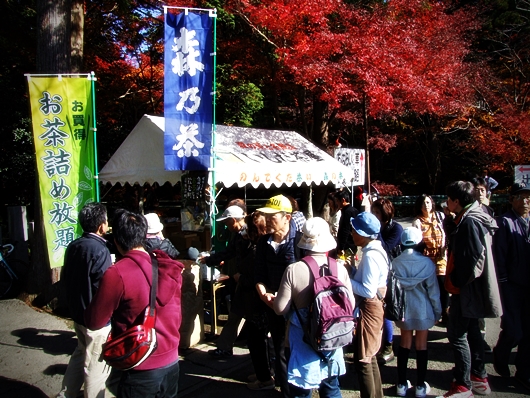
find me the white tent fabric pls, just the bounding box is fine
[99,114,354,188]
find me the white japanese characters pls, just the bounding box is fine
[170,26,207,159]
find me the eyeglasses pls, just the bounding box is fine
[514,195,530,203]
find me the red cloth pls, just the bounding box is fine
[85,249,184,370]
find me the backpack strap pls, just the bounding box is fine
[301,255,337,279]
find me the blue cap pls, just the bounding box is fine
[401,227,423,246]
[350,212,380,238]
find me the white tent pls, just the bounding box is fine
[99,114,354,188]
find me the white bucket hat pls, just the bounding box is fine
[145,213,164,234]
[297,217,337,253]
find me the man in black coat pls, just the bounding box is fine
[57,203,112,398]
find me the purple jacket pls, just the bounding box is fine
[494,209,530,286]
[85,249,183,370]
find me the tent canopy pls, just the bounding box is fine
[99,114,354,189]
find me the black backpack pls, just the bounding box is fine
[384,257,406,322]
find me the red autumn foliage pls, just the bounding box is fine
[231,0,479,120]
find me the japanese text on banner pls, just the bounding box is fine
[164,10,215,171]
[27,76,96,268]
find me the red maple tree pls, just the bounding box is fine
[230,0,479,146]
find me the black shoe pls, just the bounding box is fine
[376,344,395,364]
[208,348,233,358]
[515,372,530,390]
[492,348,510,378]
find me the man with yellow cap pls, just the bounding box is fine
[248,195,300,396]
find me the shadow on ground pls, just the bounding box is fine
[11,328,76,356]
[0,376,48,398]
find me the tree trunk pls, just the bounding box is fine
[297,85,308,137]
[37,0,71,73]
[29,0,72,308]
[312,98,328,145]
[416,116,441,194]
[70,0,84,72]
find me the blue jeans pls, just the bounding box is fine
[118,360,179,398]
[289,376,342,398]
[446,295,486,389]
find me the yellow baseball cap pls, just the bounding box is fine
[257,195,292,214]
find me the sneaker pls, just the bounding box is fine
[207,348,233,358]
[377,343,395,364]
[247,378,275,390]
[470,375,491,395]
[416,382,431,398]
[436,382,474,398]
[396,380,412,397]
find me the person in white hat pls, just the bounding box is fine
[144,213,180,259]
[391,227,441,398]
[274,217,354,397]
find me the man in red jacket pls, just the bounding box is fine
[85,210,184,398]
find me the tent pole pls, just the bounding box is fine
[210,10,218,251]
[91,72,100,202]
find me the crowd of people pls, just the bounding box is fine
[55,178,530,398]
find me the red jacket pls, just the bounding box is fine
[85,249,183,370]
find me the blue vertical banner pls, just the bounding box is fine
[164,9,215,170]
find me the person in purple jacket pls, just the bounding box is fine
[493,182,530,390]
[85,210,183,398]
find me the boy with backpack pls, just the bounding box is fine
[274,217,355,397]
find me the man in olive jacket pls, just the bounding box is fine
[438,181,502,398]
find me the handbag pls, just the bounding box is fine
[385,263,406,322]
[101,254,159,370]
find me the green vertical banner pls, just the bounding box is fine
[27,74,97,268]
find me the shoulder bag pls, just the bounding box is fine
[101,254,159,370]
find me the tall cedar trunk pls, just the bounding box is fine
[70,0,84,72]
[30,0,72,306]
[37,0,71,73]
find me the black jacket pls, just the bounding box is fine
[254,219,300,293]
[145,237,180,259]
[62,233,112,326]
[337,203,359,253]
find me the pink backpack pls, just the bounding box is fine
[293,256,355,352]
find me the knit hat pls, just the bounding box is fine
[257,195,292,214]
[216,205,246,221]
[145,213,164,234]
[297,217,337,253]
[350,212,380,239]
[401,227,423,247]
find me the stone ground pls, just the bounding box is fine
[0,218,528,397]
[0,298,528,398]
